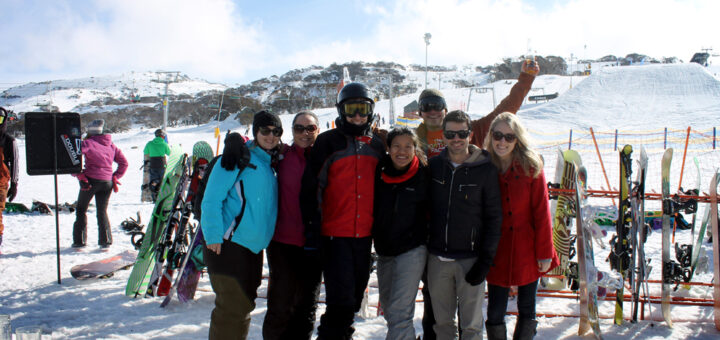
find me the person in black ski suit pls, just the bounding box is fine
[0,107,18,248]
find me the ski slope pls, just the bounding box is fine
[1,63,719,339]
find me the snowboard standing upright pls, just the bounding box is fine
[126,145,186,298]
[141,154,153,202]
[574,165,603,339]
[711,168,720,330]
[660,148,674,327]
[548,148,582,289]
[609,145,633,325]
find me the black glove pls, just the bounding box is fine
[304,229,321,251]
[80,180,92,192]
[7,183,17,202]
[465,260,490,286]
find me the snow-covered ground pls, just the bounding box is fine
[1,63,720,339]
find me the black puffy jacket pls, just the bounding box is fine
[372,154,429,257]
[428,145,502,265]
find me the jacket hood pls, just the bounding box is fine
[150,137,166,145]
[87,134,112,146]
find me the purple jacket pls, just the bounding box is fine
[77,134,128,181]
[272,143,309,247]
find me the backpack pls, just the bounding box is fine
[191,142,256,220]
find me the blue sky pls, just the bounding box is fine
[0,0,718,87]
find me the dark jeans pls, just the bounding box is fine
[73,177,113,246]
[148,166,165,201]
[317,236,372,340]
[204,240,263,340]
[486,280,539,325]
[263,241,323,340]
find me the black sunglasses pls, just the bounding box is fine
[259,126,283,137]
[443,129,471,140]
[491,131,517,143]
[419,97,446,112]
[293,124,318,133]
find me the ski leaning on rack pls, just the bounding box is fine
[125,145,186,298]
[574,165,603,339]
[688,169,717,282]
[630,147,650,323]
[608,144,632,325]
[160,141,214,306]
[152,155,192,296]
[546,148,582,289]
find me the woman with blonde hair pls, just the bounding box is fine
[483,112,559,340]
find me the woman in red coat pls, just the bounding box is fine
[483,112,559,340]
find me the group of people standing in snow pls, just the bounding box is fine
[197,59,560,340]
[58,57,557,339]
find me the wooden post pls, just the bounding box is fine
[590,127,615,205]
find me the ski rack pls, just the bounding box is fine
[548,187,719,203]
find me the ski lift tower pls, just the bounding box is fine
[424,33,432,89]
[152,71,180,132]
[379,76,395,126]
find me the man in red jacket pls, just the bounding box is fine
[301,83,385,339]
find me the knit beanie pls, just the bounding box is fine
[418,88,445,102]
[252,110,283,138]
[87,119,105,135]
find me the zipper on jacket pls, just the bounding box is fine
[444,165,456,252]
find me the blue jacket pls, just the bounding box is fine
[201,140,278,254]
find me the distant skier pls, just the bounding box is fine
[72,119,128,249]
[142,129,170,202]
[416,59,540,158]
[0,107,18,248]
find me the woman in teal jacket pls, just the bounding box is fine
[201,111,282,340]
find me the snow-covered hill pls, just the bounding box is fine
[0,71,227,113]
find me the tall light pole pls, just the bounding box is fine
[424,33,432,89]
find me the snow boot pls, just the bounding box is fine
[486,321,507,340]
[513,318,537,340]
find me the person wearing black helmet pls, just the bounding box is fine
[300,82,385,339]
[142,129,170,202]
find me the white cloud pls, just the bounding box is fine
[1,0,719,85]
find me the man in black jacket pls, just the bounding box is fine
[427,110,502,339]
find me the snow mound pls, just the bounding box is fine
[520,63,720,130]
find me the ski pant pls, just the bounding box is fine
[377,245,427,340]
[204,240,263,340]
[427,254,485,340]
[486,280,538,325]
[0,182,6,236]
[317,236,372,340]
[148,166,165,201]
[263,241,323,340]
[73,177,113,246]
[422,269,438,340]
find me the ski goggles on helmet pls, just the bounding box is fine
[292,124,318,134]
[419,96,446,112]
[259,126,283,137]
[443,129,471,140]
[491,131,517,143]
[341,101,373,118]
[0,116,4,125]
